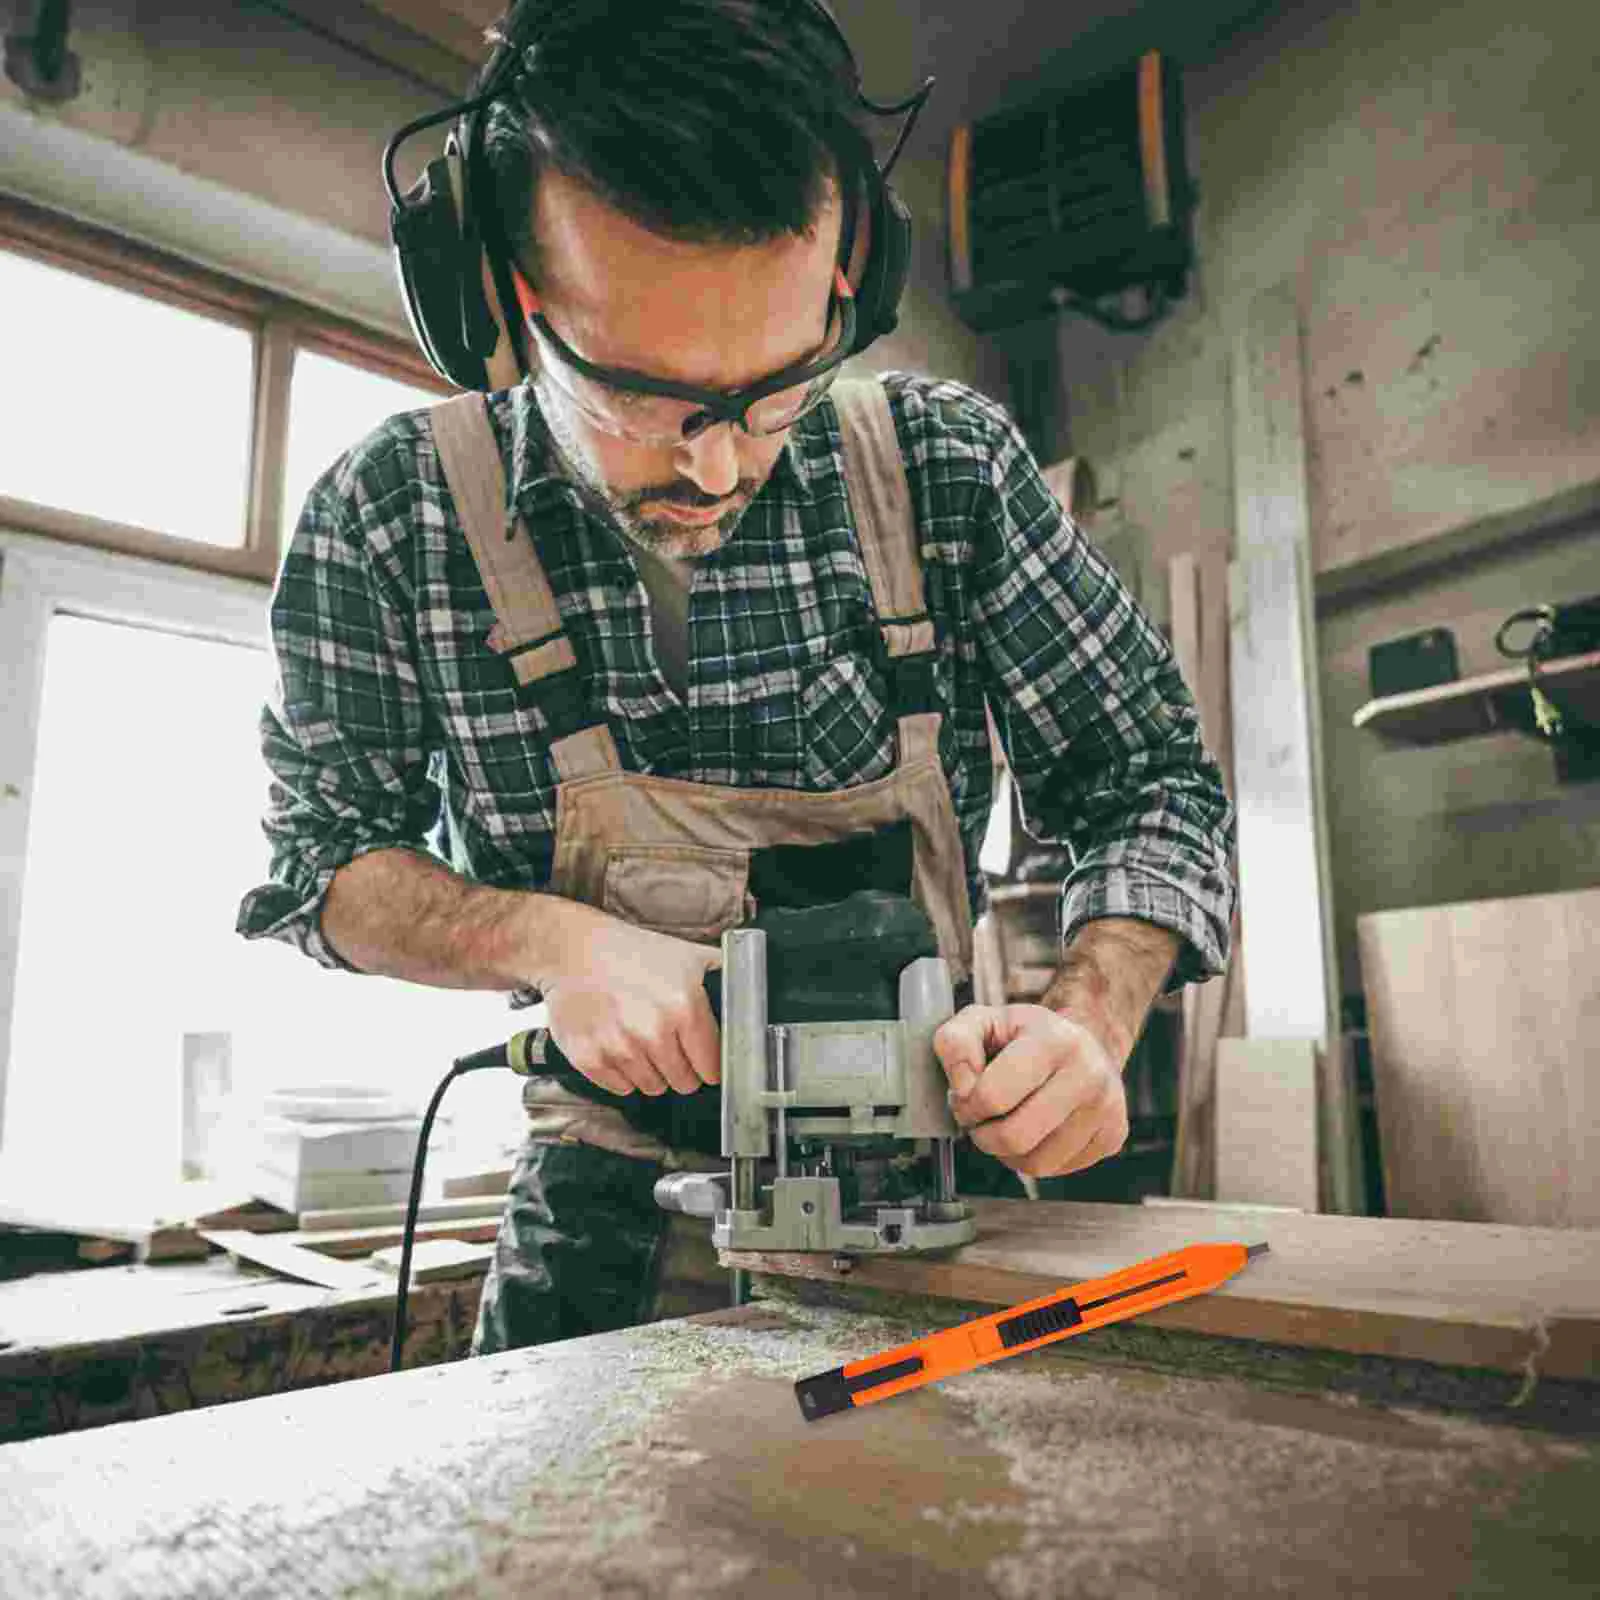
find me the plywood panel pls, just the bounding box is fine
[1213,1039,1320,1209]
[1358,888,1600,1228]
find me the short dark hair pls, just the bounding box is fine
[477,0,870,286]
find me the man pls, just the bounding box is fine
[238,0,1235,1355]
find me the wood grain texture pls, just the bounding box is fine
[198,1231,387,1290]
[0,1259,484,1444]
[1213,1039,1320,1209]
[726,1196,1600,1378]
[1229,284,1361,1215]
[1358,888,1600,1229]
[0,1300,1594,1598]
[1168,551,1246,1199]
[1352,647,1600,745]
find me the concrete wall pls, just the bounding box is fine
[1043,0,1600,996]
[0,0,1006,399]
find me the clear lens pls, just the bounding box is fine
[532,300,847,445]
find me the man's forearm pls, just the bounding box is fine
[321,847,583,992]
[1041,917,1180,1069]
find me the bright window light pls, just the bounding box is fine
[2,613,522,1196]
[0,247,253,546]
[282,351,440,543]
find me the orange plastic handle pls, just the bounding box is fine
[795,1241,1265,1422]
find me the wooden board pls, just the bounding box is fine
[726,1197,1600,1379]
[1167,550,1246,1199]
[1352,647,1600,746]
[1213,1039,1320,1209]
[198,1231,387,1291]
[370,1239,496,1283]
[0,1258,485,1445]
[1229,283,1361,1214]
[1358,888,1600,1229]
[285,1216,503,1259]
[0,1181,294,1261]
[298,1193,507,1232]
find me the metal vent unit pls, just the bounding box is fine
[947,51,1193,333]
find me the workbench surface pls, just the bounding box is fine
[0,1299,1594,1598]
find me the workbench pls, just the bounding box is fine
[1,1261,1596,1595]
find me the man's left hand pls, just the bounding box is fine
[932,1004,1129,1179]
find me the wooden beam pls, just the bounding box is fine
[725,1197,1600,1379]
[1228,283,1361,1214]
[267,1,480,92]
[357,0,494,65]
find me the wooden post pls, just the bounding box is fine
[1228,284,1362,1215]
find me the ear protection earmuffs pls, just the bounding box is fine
[382,0,933,393]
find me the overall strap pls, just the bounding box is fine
[830,379,941,763]
[430,394,619,780]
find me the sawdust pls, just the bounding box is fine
[3,1303,1597,1598]
[947,1359,1600,1599]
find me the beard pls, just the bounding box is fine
[533,377,760,560]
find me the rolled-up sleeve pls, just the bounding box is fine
[971,413,1236,989]
[235,477,440,968]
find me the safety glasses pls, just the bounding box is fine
[511,264,856,446]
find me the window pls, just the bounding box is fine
[0,203,520,1203]
[0,245,255,548]
[282,351,439,541]
[0,546,523,1196]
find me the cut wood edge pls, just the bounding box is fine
[724,1198,1600,1381]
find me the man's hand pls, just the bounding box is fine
[535,903,721,1099]
[933,1003,1130,1178]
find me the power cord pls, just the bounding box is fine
[389,1055,488,1373]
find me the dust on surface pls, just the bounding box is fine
[3,1300,1598,1600]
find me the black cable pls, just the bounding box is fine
[389,1057,478,1373]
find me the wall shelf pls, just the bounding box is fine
[1352,648,1600,748]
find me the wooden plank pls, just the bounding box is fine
[0,1181,294,1260]
[1358,888,1600,1229]
[198,1231,386,1291]
[370,1239,495,1284]
[1229,283,1360,1214]
[298,1194,507,1233]
[443,1167,513,1199]
[1352,648,1600,746]
[726,1196,1600,1379]
[1213,1039,1319,1209]
[285,1217,503,1258]
[0,1262,482,1444]
[1168,551,1245,1199]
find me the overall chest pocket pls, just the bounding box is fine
[800,652,897,789]
[602,845,752,945]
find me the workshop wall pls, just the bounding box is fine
[0,0,1006,402]
[1042,0,1600,996]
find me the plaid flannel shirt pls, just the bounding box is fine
[237,371,1236,988]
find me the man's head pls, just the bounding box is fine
[478,0,872,558]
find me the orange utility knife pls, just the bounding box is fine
[795,1240,1269,1421]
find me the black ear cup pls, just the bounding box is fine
[390,152,492,392]
[853,175,911,350]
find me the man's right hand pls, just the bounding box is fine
[531,902,722,1099]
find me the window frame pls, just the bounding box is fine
[0,531,276,1149]
[0,192,453,585]
[0,196,452,1157]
